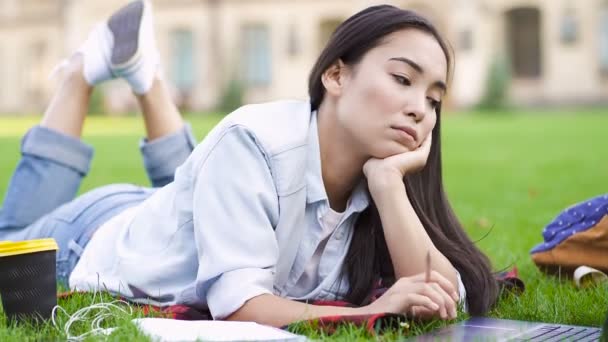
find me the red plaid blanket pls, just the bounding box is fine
[58,267,523,335]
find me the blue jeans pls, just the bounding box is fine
[0,124,196,285]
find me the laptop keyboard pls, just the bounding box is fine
[511,325,602,341]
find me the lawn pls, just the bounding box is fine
[0,109,607,340]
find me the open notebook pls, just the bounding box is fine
[133,318,307,342]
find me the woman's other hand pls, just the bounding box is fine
[360,270,458,320]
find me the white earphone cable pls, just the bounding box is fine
[51,287,133,341]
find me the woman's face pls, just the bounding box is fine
[334,29,448,159]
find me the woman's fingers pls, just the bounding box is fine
[400,272,458,319]
[418,282,458,319]
[396,281,449,319]
[362,132,433,179]
[403,293,440,312]
[391,148,428,173]
[411,270,459,302]
[430,282,457,319]
[416,133,432,158]
[377,277,459,321]
[410,306,436,320]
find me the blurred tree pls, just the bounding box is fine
[88,87,106,115]
[217,77,244,114]
[477,55,511,110]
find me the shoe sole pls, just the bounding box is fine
[108,0,144,66]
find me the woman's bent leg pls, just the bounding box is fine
[136,78,185,141]
[0,56,93,231]
[1,184,154,284]
[41,55,91,139]
[0,127,93,231]
[139,121,197,187]
[137,78,196,187]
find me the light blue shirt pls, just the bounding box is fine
[70,100,466,319]
[70,100,370,319]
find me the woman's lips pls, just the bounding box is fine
[391,125,418,143]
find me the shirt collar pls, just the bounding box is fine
[305,111,370,213]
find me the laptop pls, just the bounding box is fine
[412,316,604,341]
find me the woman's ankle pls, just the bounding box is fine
[60,54,93,94]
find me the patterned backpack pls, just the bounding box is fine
[531,194,608,275]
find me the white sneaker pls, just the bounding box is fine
[51,0,159,92]
[66,22,114,86]
[108,0,160,95]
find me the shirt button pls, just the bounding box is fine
[335,231,345,240]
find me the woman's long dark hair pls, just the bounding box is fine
[308,5,498,315]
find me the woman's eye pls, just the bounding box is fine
[392,75,411,86]
[427,98,441,110]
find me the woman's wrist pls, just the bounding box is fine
[367,171,403,194]
[352,304,372,316]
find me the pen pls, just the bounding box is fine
[425,250,431,283]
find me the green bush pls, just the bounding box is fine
[217,78,244,114]
[88,87,106,115]
[477,56,511,110]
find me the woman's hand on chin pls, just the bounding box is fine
[363,134,432,192]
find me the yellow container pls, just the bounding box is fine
[0,238,58,257]
[0,238,59,322]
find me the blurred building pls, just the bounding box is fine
[0,0,607,114]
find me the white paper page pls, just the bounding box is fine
[133,318,307,342]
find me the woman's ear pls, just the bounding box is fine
[321,59,347,97]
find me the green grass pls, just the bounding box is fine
[1,109,607,340]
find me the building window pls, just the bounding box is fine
[560,9,579,45]
[459,29,474,52]
[600,5,608,74]
[287,23,300,57]
[242,24,272,86]
[170,29,196,92]
[506,7,542,78]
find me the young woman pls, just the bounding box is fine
[0,1,498,327]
